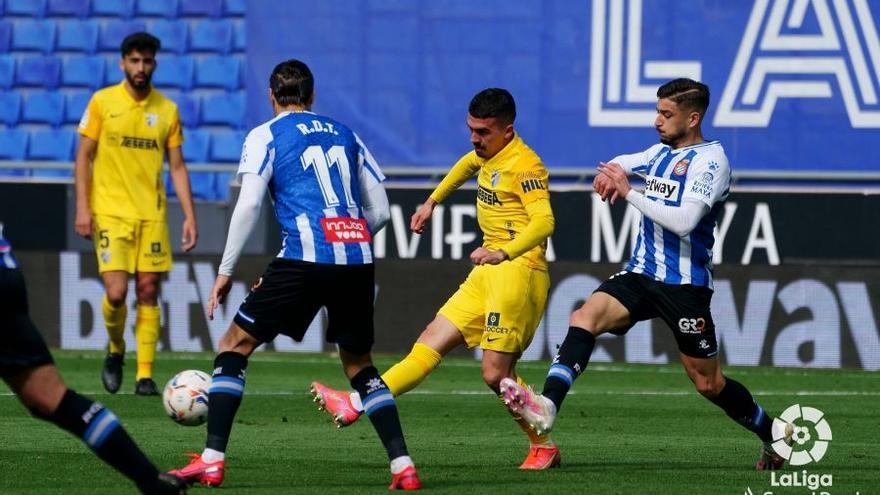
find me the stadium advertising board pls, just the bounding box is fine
[377,189,880,265]
[247,0,880,172]
[17,252,880,370]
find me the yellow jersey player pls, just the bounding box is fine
[311,88,560,470]
[74,32,198,396]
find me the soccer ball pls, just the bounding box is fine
[163,370,210,426]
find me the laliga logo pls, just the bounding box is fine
[771,404,832,465]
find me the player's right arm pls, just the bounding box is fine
[74,96,103,239]
[208,128,273,319]
[596,144,665,201]
[411,153,480,233]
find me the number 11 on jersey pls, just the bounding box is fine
[301,145,355,208]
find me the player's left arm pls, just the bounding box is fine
[354,133,390,234]
[166,111,198,252]
[472,162,555,265]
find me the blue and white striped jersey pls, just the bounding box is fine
[0,223,18,269]
[238,111,385,265]
[612,141,731,288]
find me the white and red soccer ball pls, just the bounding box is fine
[163,370,210,426]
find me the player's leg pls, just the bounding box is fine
[100,270,129,393]
[5,364,185,494]
[655,281,792,470]
[501,272,642,434]
[339,348,421,490]
[312,267,484,426]
[170,323,260,486]
[133,220,172,395]
[326,262,420,490]
[312,313,460,427]
[173,259,314,486]
[541,291,631,410]
[382,314,463,394]
[94,215,137,394]
[133,271,161,395]
[483,350,562,469]
[380,266,486,397]
[680,354,790,469]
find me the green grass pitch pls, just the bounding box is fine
[1,351,877,494]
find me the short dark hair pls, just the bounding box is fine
[120,32,161,57]
[657,78,710,117]
[468,88,516,125]
[270,59,314,107]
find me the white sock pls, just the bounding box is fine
[390,455,414,474]
[201,448,225,463]
[349,391,364,412]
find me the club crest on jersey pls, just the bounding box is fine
[673,159,690,176]
[145,113,158,127]
[320,217,371,243]
[490,170,500,188]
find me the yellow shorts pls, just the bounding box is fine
[93,215,172,274]
[438,261,550,354]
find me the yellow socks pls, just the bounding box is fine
[102,295,127,355]
[381,343,442,396]
[501,374,553,446]
[135,304,160,381]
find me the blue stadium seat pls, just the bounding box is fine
[57,20,100,53]
[224,0,245,17]
[22,91,66,127]
[104,55,121,84]
[28,128,77,161]
[136,0,178,19]
[181,128,209,162]
[151,54,193,89]
[187,170,216,199]
[91,0,134,18]
[213,171,232,200]
[173,92,199,126]
[0,22,11,53]
[146,20,187,54]
[232,20,244,52]
[189,20,232,53]
[99,20,146,52]
[209,129,245,162]
[0,128,28,162]
[16,56,62,88]
[12,20,57,54]
[0,91,22,125]
[0,55,13,89]
[195,55,239,90]
[64,90,91,124]
[200,91,244,127]
[5,0,47,17]
[47,0,90,17]
[62,55,105,89]
[179,0,221,18]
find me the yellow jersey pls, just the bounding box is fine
[431,135,552,270]
[78,82,183,221]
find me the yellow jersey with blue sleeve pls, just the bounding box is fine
[430,134,552,271]
[78,82,183,221]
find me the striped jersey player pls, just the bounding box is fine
[500,78,794,473]
[171,59,421,490]
[613,139,730,287]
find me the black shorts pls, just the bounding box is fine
[234,259,375,355]
[595,271,718,359]
[0,269,54,378]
